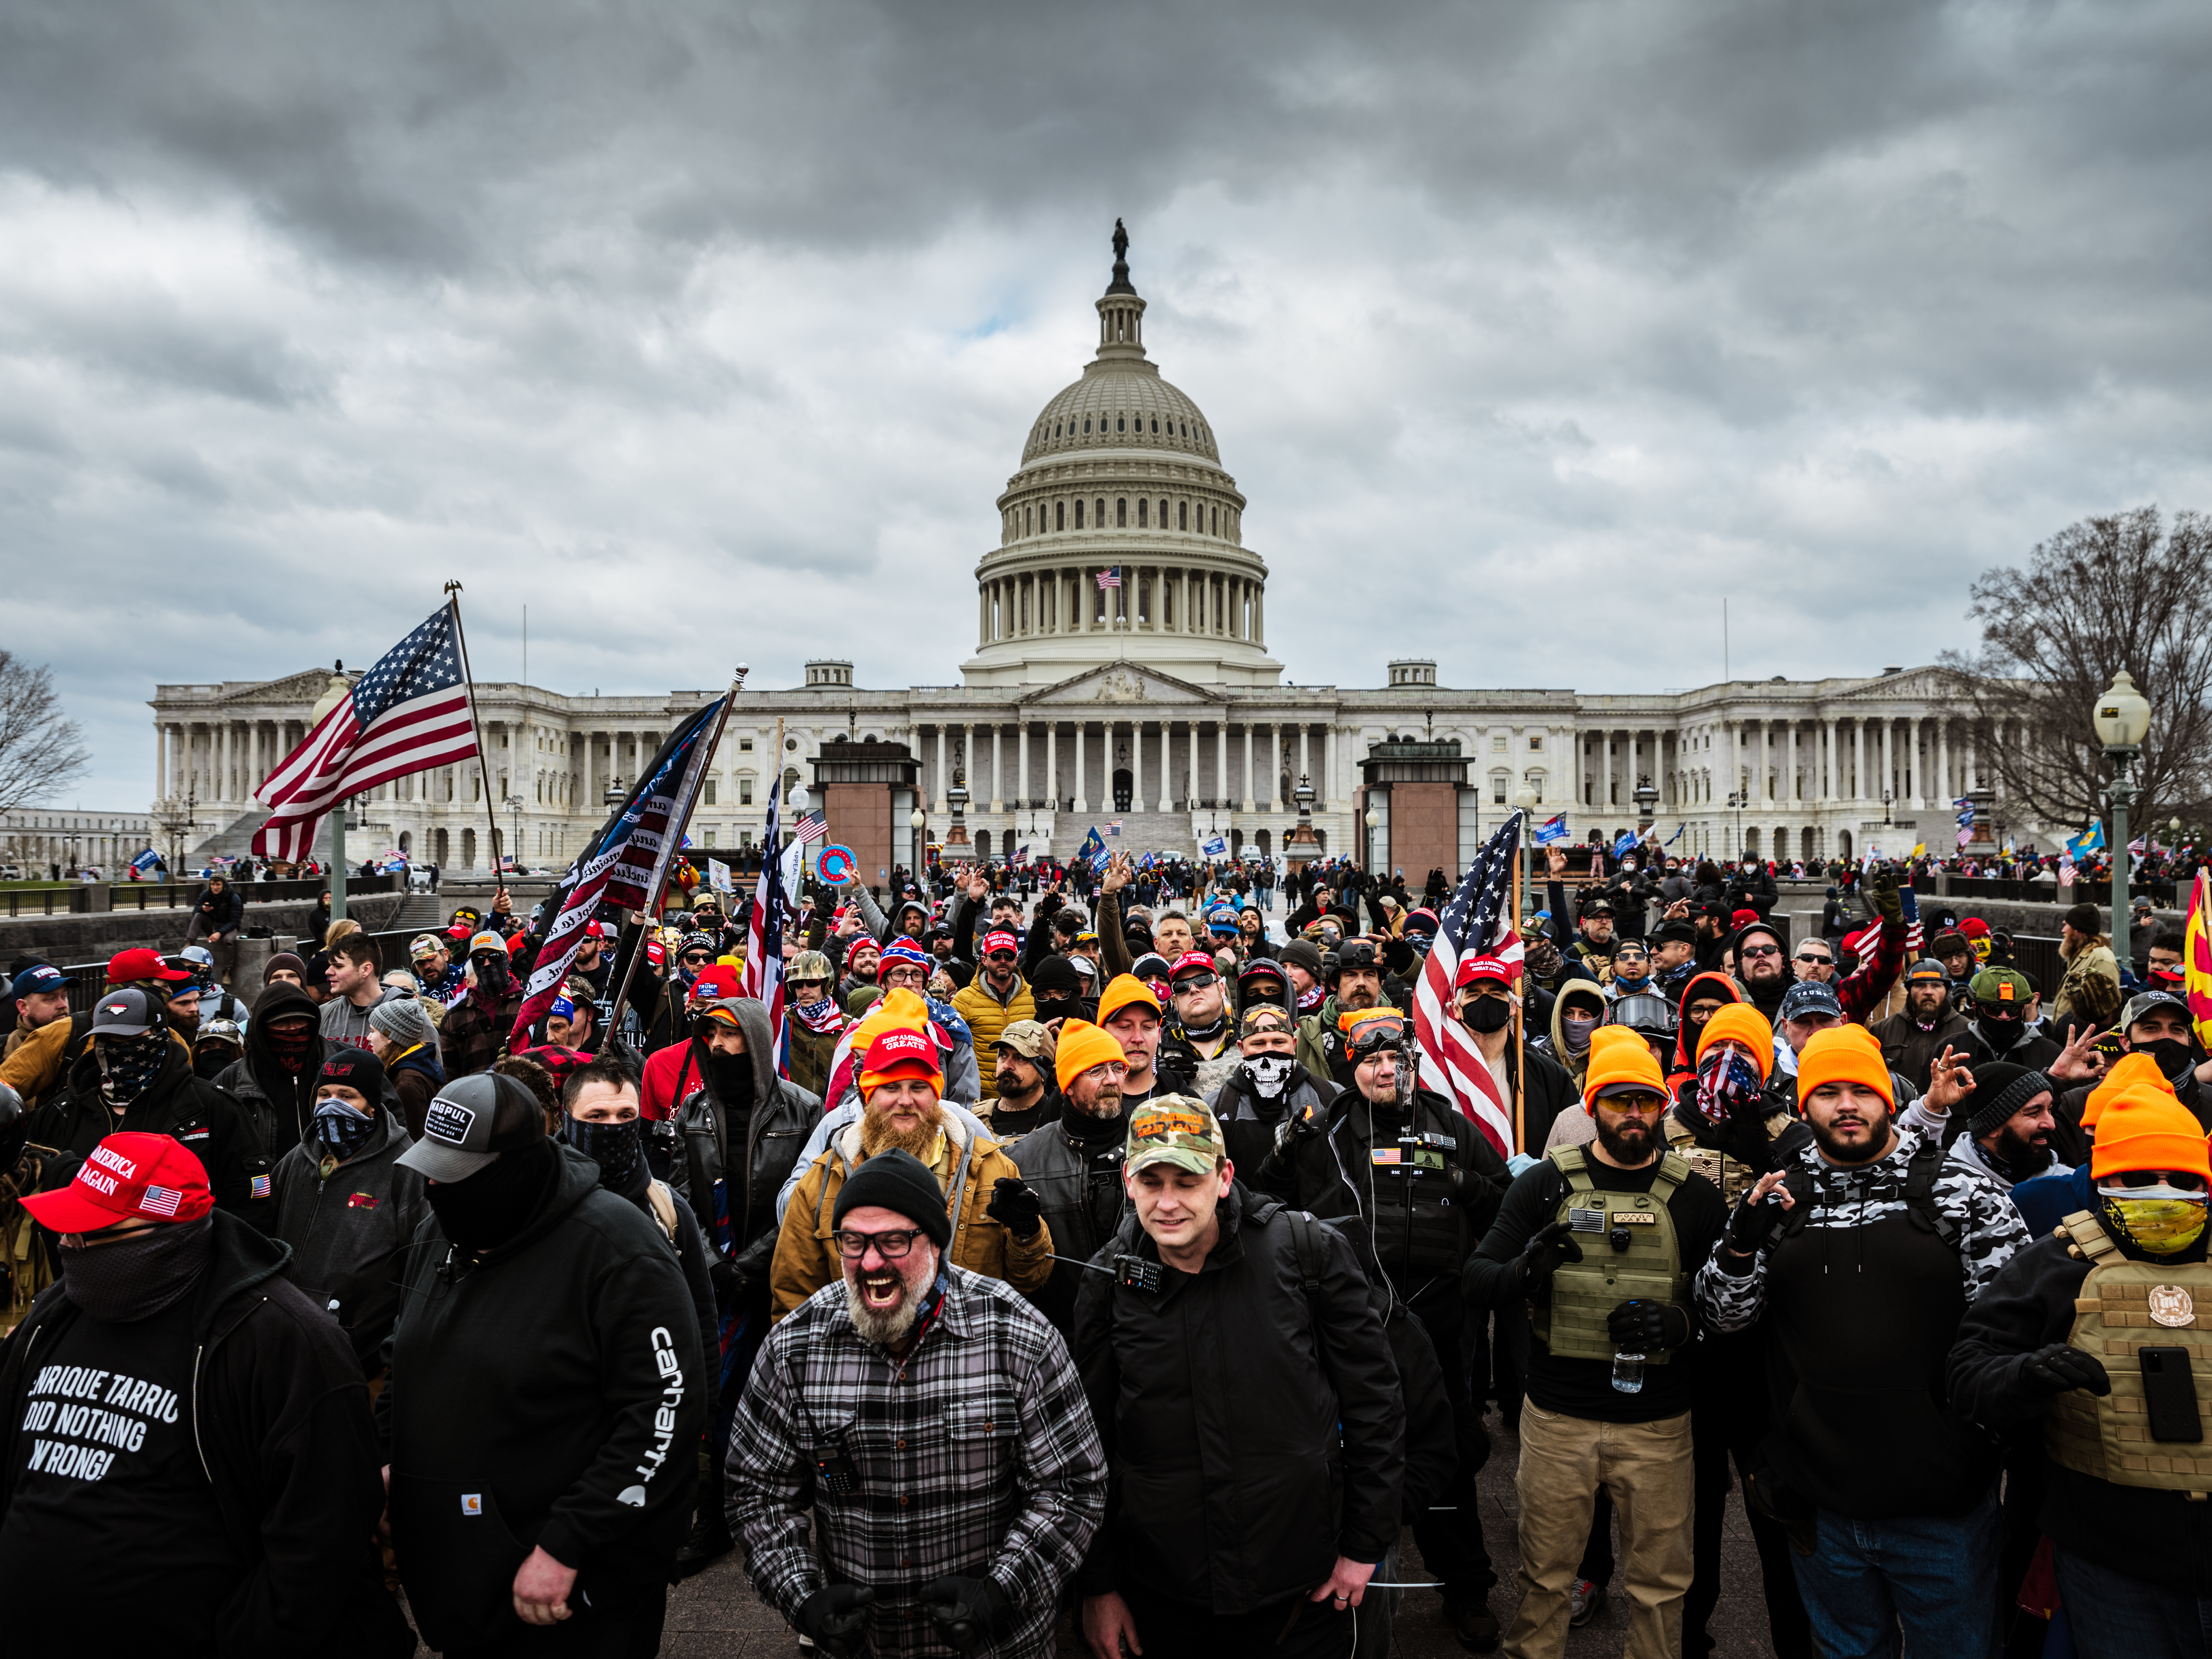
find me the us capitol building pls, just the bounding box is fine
[148,227,2021,885]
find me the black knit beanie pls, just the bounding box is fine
[832,1148,953,1249]
[1964,1062,2054,1139]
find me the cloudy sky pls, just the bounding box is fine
[6,0,2210,808]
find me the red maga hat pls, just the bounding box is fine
[23,1132,214,1233]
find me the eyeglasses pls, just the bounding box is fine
[681,953,711,965]
[1173,973,1219,991]
[1795,952,1832,964]
[1601,1092,1667,1116]
[788,979,827,993]
[1740,943,1782,960]
[832,1228,926,1260]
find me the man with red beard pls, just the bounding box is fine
[768,1028,1053,1319]
[728,1144,1105,1658]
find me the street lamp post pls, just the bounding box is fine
[1513,781,1541,926]
[2095,670,2152,946]
[1634,774,1658,836]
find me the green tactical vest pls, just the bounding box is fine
[1535,1145,1691,1365]
[2046,1209,2212,1493]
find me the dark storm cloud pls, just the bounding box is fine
[1,0,2210,807]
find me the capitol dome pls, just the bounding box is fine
[962,223,1280,690]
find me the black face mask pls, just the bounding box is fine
[707,1050,755,1109]
[563,1116,644,1194]
[1461,997,1512,1034]
[1975,1016,2023,1054]
[61,1214,213,1322]
[2141,1037,2196,1082]
[472,955,510,995]
[424,1138,558,1252]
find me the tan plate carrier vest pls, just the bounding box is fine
[2046,1208,2212,1493]
[1537,1145,1691,1365]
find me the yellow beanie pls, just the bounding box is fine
[1796,1025,1893,1109]
[1582,1025,1667,1110]
[1697,1003,1776,1081]
[1054,1019,1128,1093]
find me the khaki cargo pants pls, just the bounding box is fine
[1506,1402,1694,1659]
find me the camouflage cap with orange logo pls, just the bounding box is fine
[1124,1093,1228,1176]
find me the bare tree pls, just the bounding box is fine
[0,653,91,817]
[1939,506,2212,840]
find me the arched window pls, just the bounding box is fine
[1158,498,1168,527]
[1074,500,1084,528]
[1056,500,1066,530]
[1095,498,1105,525]
[1178,500,1187,530]
[1138,499,1148,528]
[1083,416,1091,433]
[1024,506,1032,535]
[1151,416,1159,433]
[1117,498,1127,527]
[1117,414,1125,432]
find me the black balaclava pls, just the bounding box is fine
[61,1214,213,1322]
[425,1138,560,1252]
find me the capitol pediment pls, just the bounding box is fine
[238,669,343,703]
[1023,664,1220,708]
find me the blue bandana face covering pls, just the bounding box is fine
[314,1094,378,1167]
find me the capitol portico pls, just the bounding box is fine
[146,228,2041,886]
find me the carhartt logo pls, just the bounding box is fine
[2149,1284,2196,1328]
[461,1493,483,1515]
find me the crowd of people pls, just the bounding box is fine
[0,834,2204,1659]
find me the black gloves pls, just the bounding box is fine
[1607,1298,1691,1352]
[1513,1220,1582,1295]
[920,1575,1009,1652]
[2021,1343,2111,1398]
[986,1177,1043,1239]
[1722,1188,1790,1263]
[707,1256,753,1308]
[1271,1098,1329,1155]
[798,1585,875,1657]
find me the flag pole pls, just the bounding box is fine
[443,582,508,901]
[1510,814,1526,1153]
[604,667,746,1047]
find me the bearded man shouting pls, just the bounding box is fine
[770,1027,1054,1319]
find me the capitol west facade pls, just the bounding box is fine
[148,233,2025,882]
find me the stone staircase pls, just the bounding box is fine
[1090,810,1200,856]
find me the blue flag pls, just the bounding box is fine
[1533,814,1570,846]
[130,848,162,873]
[1612,830,1640,860]
[2066,821,2107,860]
[1076,825,1108,873]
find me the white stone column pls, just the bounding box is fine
[1017,723,1029,807]
[1240,724,1254,811]
[1852,720,1865,802]
[1217,722,1230,805]
[1299,725,1311,797]
[934,727,948,813]
[1880,719,1894,806]
[1965,726,1977,793]
[1936,718,1949,807]
[1045,724,1058,807]
[1074,724,1089,815]
[1825,719,1838,800]
[1324,725,1337,809]
[1154,720,1172,813]
[1130,720,1145,813]
[154,724,167,799]
[990,726,1003,813]
[1787,723,1799,803]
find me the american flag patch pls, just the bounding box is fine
[141,1185,185,1218]
[250,1174,272,1200]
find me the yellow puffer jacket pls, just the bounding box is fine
[769,1112,1054,1320]
[952,974,1035,1101]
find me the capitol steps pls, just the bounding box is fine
[1085,810,1198,856]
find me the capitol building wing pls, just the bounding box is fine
[147,229,2028,885]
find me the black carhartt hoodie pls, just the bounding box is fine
[377,1143,705,1652]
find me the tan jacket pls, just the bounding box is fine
[953,974,1035,1100]
[2052,941,2124,1037]
[768,1111,1054,1320]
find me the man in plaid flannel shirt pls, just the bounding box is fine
[727,1144,1105,1657]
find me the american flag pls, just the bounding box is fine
[1095,566,1122,589]
[791,810,827,844]
[140,1184,185,1218]
[251,603,479,862]
[508,698,725,1049]
[1412,812,1527,1158]
[742,773,791,1077]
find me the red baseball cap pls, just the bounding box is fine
[689,965,743,1002]
[106,947,192,986]
[1731,908,1760,931]
[643,939,667,968]
[1960,917,1992,939]
[582,920,609,939]
[1455,954,1517,990]
[859,1027,942,1097]
[983,931,1019,957]
[23,1132,215,1233]
[1169,950,1218,980]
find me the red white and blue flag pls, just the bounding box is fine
[741,774,791,1078]
[1412,812,1528,1158]
[508,698,725,1050]
[1095,566,1122,590]
[790,810,827,845]
[251,602,479,862]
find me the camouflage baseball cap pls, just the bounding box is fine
[995,1019,1054,1060]
[1125,1094,1227,1176]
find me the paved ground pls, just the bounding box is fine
[656,1410,1786,1658]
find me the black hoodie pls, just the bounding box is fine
[37,1039,272,1232]
[377,1143,705,1652]
[0,1212,414,1657]
[213,980,331,1160]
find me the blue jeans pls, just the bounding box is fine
[1789,1487,2001,1659]
[2055,1544,2212,1659]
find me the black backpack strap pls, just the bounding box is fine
[1904,1138,1960,1249]
[1779,1167,1816,1238]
